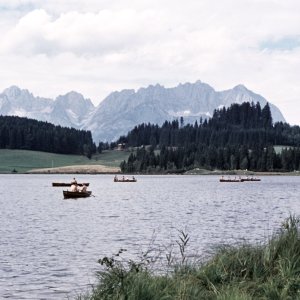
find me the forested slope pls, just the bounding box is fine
[0,115,96,156]
[117,102,300,172]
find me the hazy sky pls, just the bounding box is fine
[0,0,299,124]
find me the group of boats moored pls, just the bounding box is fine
[219,176,261,182]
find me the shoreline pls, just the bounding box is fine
[2,165,298,175]
[20,165,300,176]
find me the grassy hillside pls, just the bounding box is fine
[0,149,131,173]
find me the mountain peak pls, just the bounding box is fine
[65,90,83,97]
[147,83,164,90]
[5,85,21,92]
[232,84,248,92]
[3,85,30,98]
[57,91,84,101]
[56,91,94,107]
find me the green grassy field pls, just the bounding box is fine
[0,149,131,173]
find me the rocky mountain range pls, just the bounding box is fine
[0,81,286,142]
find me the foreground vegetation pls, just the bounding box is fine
[0,149,131,173]
[81,216,300,299]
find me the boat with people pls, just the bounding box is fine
[63,190,92,199]
[114,175,137,182]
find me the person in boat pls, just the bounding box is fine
[114,175,118,182]
[70,182,78,192]
[132,176,136,181]
[79,184,87,192]
[122,176,125,181]
[71,177,77,185]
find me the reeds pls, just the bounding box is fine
[81,216,300,299]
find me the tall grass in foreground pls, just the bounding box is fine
[79,216,300,300]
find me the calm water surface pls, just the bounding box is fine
[0,174,299,299]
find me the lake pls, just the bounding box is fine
[0,174,299,299]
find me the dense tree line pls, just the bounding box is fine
[0,115,96,157]
[117,102,300,172]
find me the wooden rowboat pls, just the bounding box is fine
[63,190,92,199]
[52,182,89,187]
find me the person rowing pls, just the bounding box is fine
[71,177,77,185]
